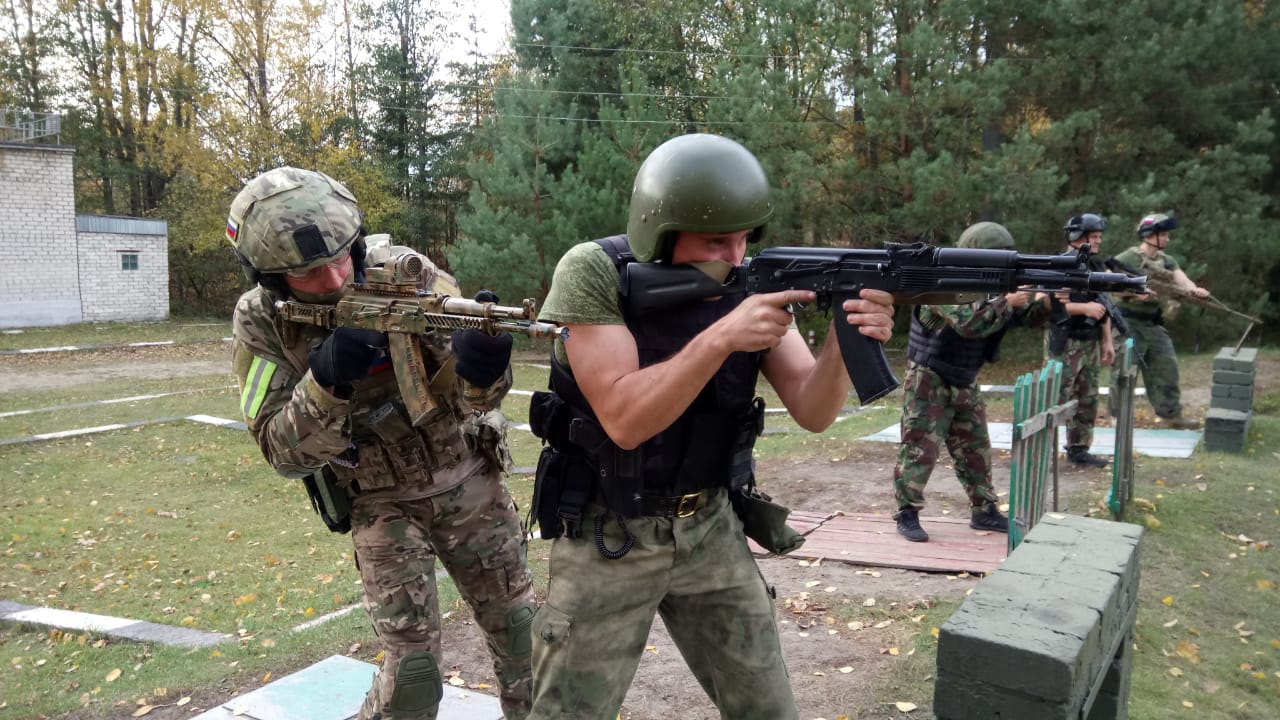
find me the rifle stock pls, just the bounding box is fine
[277,250,567,425]
[622,242,1147,405]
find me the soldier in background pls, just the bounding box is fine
[1109,213,1208,429]
[892,222,1046,543]
[1044,214,1115,468]
[227,167,535,719]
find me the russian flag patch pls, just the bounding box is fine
[226,218,238,242]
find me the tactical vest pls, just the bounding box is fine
[1047,249,1106,349]
[529,236,765,533]
[905,304,1008,387]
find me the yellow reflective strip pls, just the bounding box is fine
[241,356,277,419]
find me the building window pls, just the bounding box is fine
[121,253,139,271]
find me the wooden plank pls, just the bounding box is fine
[752,514,1007,574]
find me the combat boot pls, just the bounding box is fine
[895,507,929,542]
[969,502,1009,533]
[1167,415,1201,430]
[1066,446,1109,468]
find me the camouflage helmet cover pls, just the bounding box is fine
[1063,213,1107,244]
[626,133,773,263]
[1136,213,1178,237]
[227,167,363,273]
[956,221,1016,250]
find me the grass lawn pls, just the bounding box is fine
[0,318,230,351]
[2,344,1277,718]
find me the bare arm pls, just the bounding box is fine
[1172,269,1210,297]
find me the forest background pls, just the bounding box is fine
[3,0,1279,345]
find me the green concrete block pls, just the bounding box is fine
[1205,433,1247,453]
[1086,629,1135,720]
[996,541,1069,577]
[1205,407,1250,425]
[1210,396,1254,412]
[1213,347,1257,372]
[935,672,1072,720]
[1210,384,1252,400]
[1212,369,1255,386]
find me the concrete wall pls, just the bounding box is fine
[0,142,81,328]
[76,226,170,322]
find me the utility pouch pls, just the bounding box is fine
[533,447,570,539]
[736,487,805,555]
[467,410,513,474]
[302,465,352,534]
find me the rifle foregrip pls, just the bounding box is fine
[833,316,900,405]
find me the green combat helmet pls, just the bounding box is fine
[626,134,773,263]
[1136,213,1178,237]
[227,167,364,276]
[956,221,1016,250]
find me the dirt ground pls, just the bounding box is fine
[5,343,1274,719]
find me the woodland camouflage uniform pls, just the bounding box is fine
[228,168,535,720]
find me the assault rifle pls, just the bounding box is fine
[622,242,1147,405]
[277,250,567,426]
[1105,257,1263,350]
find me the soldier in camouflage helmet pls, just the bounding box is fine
[1108,213,1208,429]
[1041,213,1115,468]
[525,134,896,719]
[227,167,536,719]
[891,222,1048,542]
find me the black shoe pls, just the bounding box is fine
[969,503,1009,533]
[896,508,929,542]
[1167,415,1201,430]
[1066,447,1109,468]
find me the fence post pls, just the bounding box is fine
[1108,339,1138,520]
[1009,360,1072,552]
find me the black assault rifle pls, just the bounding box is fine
[621,242,1148,405]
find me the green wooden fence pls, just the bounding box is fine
[1008,361,1076,551]
[1107,339,1139,519]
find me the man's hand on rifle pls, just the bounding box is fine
[451,290,514,387]
[842,289,896,343]
[1004,291,1031,310]
[308,327,389,389]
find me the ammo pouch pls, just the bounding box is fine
[302,465,352,534]
[465,409,513,474]
[734,487,805,555]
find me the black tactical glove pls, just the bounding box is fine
[308,327,389,388]
[452,289,513,387]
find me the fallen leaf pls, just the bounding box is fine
[645,645,658,654]
[888,647,900,656]
[1168,667,1184,677]
[1175,641,1200,663]
[106,668,122,682]
[176,697,191,706]
[873,619,894,629]
[930,627,940,638]
[1195,483,1207,492]
[839,666,853,674]
[1162,596,1174,606]
[1182,700,1194,708]
[1257,579,1277,591]
[805,580,822,588]
[863,598,876,607]
[895,701,917,712]
[448,676,465,687]
[132,706,154,717]
[1163,619,1178,628]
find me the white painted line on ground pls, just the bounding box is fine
[32,424,127,440]
[7,606,137,633]
[292,604,361,632]
[187,414,245,428]
[508,389,533,396]
[126,340,176,347]
[15,345,81,353]
[0,386,236,419]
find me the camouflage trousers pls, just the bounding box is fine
[528,489,797,720]
[352,457,536,720]
[1110,319,1182,419]
[1047,336,1103,450]
[892,362,998,512]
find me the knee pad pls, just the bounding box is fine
[506,604,536,657]
[388,650,443,716]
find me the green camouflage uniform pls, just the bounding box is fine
[231,247,535,720]
[528,241,798,720]
[1045,336,1103,450]
[893,298,1030,511]
[1110,245,1184,418]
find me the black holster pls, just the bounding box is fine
[302,465,352,534]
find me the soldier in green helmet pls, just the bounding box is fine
[891,222,1048,543]
[227,167,536,719]
[525,134,896,719]
[1108,213,1208,429]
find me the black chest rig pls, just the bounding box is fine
[529,236,765,539]
[1048,250,1105,352]
[906,304,1010,388]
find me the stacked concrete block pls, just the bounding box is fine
[935,514,1143,720]
[1205,347,1256,452]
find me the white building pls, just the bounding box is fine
[0,120,170,329]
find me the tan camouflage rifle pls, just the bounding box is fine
[276,250,567,425]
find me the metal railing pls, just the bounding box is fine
[1008,360,1076,551]
[0,109,61,143]
[1107,339,1138,519]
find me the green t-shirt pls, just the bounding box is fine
[538,240,626,366]
[1113,245,1179,312]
